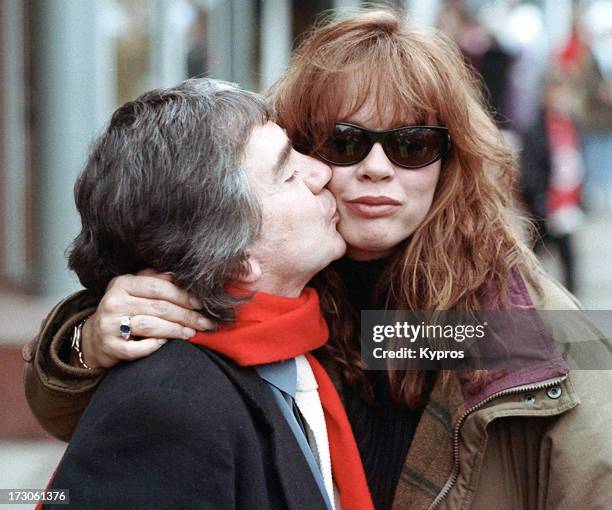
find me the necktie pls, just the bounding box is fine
[291,397,309,439]
[294,355,337,510]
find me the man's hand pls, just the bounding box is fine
[80,270,215,368]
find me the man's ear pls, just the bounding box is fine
[236,256,262,284]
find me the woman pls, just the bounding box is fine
[25,9,611,510]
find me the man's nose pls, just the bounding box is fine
[357,143,395,181]
[300,154,332,193]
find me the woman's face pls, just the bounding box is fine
[326,104,442,260]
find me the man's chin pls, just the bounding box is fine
[316,238,347,269]
[332,238,347,261]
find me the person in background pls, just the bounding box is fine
[25,8,612,510]
[520,70,585,293]
[577,1,612,210]
[437,2,515,130]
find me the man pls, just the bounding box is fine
[39,79,372,509]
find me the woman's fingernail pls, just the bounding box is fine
[197,318,211,330]
[189,297,203,309]
[157,339,168,345]
[183,327,196,338]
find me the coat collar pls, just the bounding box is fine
[461,268,570,410]
[256,358,297,397]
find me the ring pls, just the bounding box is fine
[119,316,132,341]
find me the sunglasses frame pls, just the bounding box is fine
[313,122,452,169]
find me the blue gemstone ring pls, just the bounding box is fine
[119,316,132,341]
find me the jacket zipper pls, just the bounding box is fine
[428,375,568,509]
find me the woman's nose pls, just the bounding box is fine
[357,143,395,181]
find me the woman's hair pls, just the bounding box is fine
[69,78,270,322]
[270,8,543,404]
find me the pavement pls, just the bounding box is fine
[0,442,66,510]
[540,209,612,309]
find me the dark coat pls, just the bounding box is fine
[43,340,329,510]
[520,110,551,224]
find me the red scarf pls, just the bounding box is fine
[190,287,374,510]
[545,109,584,235]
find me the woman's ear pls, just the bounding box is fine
[236,256,262,284]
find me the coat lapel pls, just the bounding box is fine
[196,347,329,510]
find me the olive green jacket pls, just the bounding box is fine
[23,273,612,509]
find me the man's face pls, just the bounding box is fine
[244,122,346,295]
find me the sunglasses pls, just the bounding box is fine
[308,123,451,169]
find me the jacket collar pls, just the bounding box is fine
[461,269,570,410]
[256,358,297,397]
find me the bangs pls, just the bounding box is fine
[273,21,453,149]
[312,60,438,141]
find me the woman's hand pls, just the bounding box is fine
[80,270,214,368]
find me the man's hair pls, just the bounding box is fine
[69,78,271,322]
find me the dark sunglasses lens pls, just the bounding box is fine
[386,128,446,168]
[317,125,370,165]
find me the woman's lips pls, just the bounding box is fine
[345,196,402,218]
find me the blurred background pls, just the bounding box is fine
[1,0,611,505]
